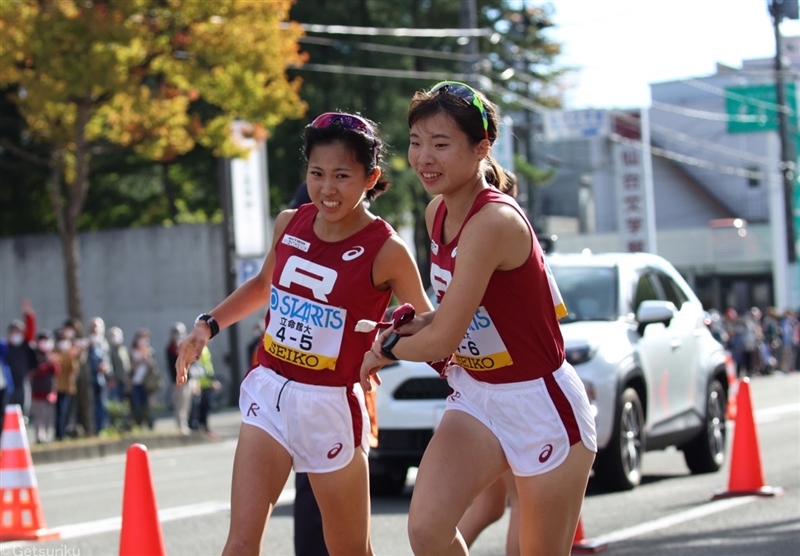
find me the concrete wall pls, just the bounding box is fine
[0,224,265,405]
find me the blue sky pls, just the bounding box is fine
[543,0,800,109]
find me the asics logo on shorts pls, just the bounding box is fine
[342,246,365,261]
[327,443,343,459]
[247,403,260,417]
[447,390,461,403]
[539,444,554,463]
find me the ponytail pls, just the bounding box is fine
[483,154,508,193]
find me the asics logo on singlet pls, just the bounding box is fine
[451,247,458,258]
[327,443,343,459]
[342,246,365,261]
[539,444,554,463]
[430,240,439,255]
[279,255,337,302]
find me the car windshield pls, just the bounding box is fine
[550,265,618,323]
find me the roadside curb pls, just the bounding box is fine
[30,432,215,465]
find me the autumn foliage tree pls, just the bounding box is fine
[0,0,306,322]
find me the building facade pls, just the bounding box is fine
[526,42,800,313]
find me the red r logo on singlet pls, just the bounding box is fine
[327,443,343,459]
[539,444,554,463]
[247,403,260,417]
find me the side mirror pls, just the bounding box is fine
[636,300,678,336]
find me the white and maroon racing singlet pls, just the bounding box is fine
[257,204,394,387]
[429,187,566,384]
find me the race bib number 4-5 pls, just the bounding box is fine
[454,306,513,372]
[263,286,346,371]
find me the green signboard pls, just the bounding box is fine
[726,83,797,134]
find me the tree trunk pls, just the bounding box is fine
[161,161,178,221]
[61,223,83,324]
[58,99,93,324]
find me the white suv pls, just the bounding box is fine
[369,252,734,494]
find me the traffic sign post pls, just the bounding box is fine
[726,82,799,309]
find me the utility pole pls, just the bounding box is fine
[770,0,798,263]
[217,157,242,407]
[459,0,479,83]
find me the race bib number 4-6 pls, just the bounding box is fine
[263,286,346,370]
[454,306,513,371]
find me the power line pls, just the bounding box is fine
[298,36,475,62]
[290,62,470,82]
[609,133,763,181]
[283,22,491,37]
[682,78,794,115]
[651,100,767,122]
[612,110,769,164]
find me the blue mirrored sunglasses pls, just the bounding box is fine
[428,81,489,141]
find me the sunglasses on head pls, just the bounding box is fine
[309,112,374,136]
[428,81,489,141]
[308,112,377,160]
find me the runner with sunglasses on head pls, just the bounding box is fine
[360,82,597,556]
[176,111,432,556]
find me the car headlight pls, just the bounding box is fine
[565,345,596,366]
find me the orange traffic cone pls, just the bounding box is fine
[0,404,60,541]
[571,515,607,554]
[119,444,166,556]
[712,377,783,499]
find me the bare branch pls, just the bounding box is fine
[0,138,52,167]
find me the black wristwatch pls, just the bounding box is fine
[195,313,220,339]
[381,332,401,361]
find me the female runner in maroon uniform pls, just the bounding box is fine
[360,83,597,556]
[176,112,432,556]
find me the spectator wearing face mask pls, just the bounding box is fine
[54,329,80,441]
[30,330,60,444]
[5,299,37,420]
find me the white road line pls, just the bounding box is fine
[586,497,755,546]
[0,490,296,547]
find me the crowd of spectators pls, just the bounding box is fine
[706,305,800,376]
[0,300,219,443]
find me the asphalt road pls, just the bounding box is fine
[1,372,798,556]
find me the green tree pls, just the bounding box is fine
[0,0,307,322]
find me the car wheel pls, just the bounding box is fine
[594,387,645,492]
[369,464,409,497]
[682,379,726,474]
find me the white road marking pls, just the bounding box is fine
[0,490,295,547]
[585,497,755,547]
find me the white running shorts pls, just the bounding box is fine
[239,366,371,473]
[445,362,597,476]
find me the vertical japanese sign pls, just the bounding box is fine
[612,111,657,253]
[230,121,270,258]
